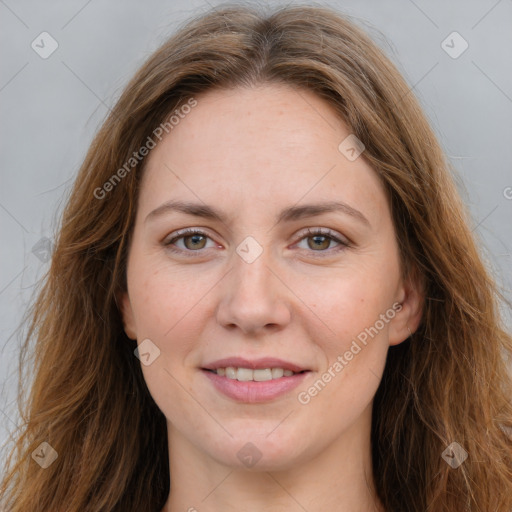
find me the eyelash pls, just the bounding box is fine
[163,227,350,258]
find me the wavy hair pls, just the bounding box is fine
[1,3,511,511]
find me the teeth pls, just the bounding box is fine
[214,367,300,381]
[237,368,254,381]
[254,369,272,381]
[271,368,284,379]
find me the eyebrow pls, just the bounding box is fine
[145,199,370,227]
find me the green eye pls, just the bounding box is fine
[164,227,349,257]
[164,229,215,254]
[295,228,349,255]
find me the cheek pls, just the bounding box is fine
[128,262,214,417]
[295,274,392,419]
[128,256,215,338]
[295,262,399,345]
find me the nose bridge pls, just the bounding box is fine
[230,236,276,303]
[216,235,291,333]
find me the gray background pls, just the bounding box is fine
[1,0,511,469]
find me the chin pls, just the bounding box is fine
[205,434,308,472]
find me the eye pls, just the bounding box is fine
[294,228,349,255]
[163,227,350,257]
[163,228,217,254]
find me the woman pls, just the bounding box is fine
[1,3,511,511]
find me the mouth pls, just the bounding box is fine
[200,357,312,403]
[202,367,309,381]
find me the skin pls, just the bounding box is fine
[120,84,423,512]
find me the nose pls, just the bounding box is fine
[215,246,292,336]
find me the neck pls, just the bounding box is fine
[161,403,385,512]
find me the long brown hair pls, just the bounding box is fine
[1,3,511,511]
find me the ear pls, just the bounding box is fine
[116,290,138,340]
[388,269,424,346]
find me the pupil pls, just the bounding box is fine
[309,235,329,250]
[186,235,205,249]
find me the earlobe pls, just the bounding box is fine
[389,272,424,346]
[116,291,138,340]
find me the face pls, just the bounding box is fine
[120,84,422,471]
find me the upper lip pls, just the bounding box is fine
[202,357,309,373]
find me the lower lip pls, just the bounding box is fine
[202,369,310,403]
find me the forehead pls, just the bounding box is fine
[138,84,388,227]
